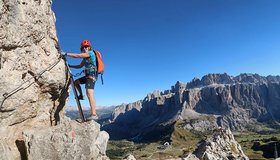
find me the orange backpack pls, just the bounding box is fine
[93,50,105,84]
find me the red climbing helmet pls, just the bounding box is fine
[81,40,91,47]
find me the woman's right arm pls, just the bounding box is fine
[69,60,85,68]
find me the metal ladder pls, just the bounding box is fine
[63,56,86,122]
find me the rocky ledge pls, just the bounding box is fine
[193,128,249,160]
[23,120,109,160]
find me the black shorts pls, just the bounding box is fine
[78,75,98,89]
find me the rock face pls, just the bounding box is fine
[103,73,280,140]
[0,0,66,125]
[123,154,136,160]
[0,0,109,159]
[0,0,66,158]
[23,120,109,160]
[193,128,249,160]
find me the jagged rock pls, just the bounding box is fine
[145,90,162,101]
[184,154,200,160]
[0,0,67,158]
[186,73,234,88]
[165,154,199,160]
[0,0,66,124]
[0,0,109,159]
[234,73,267,84]
[183,116,218,132]
[172,81,187,93]
[201,73,234,86]
[111,100,142,122]
[186,77,201,89]
[104,73,280,141]
[123,154,136,160]
[23,119,109,160]
[193,128,249,160]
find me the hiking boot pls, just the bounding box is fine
[78,95,84,100]
[87,115,98,121]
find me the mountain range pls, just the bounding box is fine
[102,73,280,141]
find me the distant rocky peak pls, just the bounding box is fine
[234,73,267,84]
[144,81,187,100]
[201,73,234,85]
[266,75,280,82]
[186,73,234,89]
[171,81,186,93]
[185,73,280,89]
[142,73,280,103]
[145,90,162,101]
[186,77,201,89]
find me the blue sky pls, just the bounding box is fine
[52,0,280,107]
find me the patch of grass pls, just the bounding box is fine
[235,132,280,160]
[106,140,136,160]
[106,120,203,160]
[229,142,238,154]
[107,120,280,160]
[171,120,205,153]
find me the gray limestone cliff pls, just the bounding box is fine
[103,73,280,140]
[0,0,109,159]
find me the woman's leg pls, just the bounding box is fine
[86,88,97,116]
[74,79,83,97]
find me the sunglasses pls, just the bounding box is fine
[80,46,90,51]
